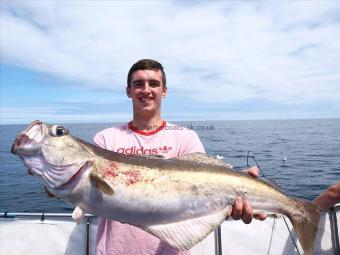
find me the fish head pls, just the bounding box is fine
[11,120,92,190]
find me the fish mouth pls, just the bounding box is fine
[11,120,44,155]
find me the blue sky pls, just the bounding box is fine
[1,1,340,124]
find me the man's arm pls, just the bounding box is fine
[314,183,340,211]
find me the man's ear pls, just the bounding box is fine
[126,86,131,98]
[162,86,168,98]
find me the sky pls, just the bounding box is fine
[1,1,340,124]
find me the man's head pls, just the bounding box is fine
[126,59,167,118]
[127,59,166,88]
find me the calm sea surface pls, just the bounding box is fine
[0,119,339,213]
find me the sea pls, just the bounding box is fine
[0,119,339,213]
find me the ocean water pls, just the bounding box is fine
[0,119,339,213]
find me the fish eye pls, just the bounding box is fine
[50,125,69,137]
[56,127,64,136]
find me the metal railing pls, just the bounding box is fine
[0,212,96,255]
[330,206,340,255]
[1,207,339,255]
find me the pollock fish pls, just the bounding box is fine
[11,120,320,254]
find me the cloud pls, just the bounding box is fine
[1,1,340,105]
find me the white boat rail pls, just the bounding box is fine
[1,204,339,255]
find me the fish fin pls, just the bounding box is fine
[173,152,233,169]
[72,206,85,224]
[142,205,232,250]
[289,199,320,255]
[90,173,115,195]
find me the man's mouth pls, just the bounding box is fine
[139,96,153,103]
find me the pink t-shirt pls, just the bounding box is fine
[93,121,205,255]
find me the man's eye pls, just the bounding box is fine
[150,82,159,87]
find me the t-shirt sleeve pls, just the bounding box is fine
[181,130,205,154]
[93,131,107,149]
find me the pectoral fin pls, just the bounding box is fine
[90,173,115,195]
[142,205,232,250]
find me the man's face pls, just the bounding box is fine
[126,69,167,115]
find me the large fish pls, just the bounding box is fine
[11,120,320,254]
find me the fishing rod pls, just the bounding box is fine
[246,151,301,255]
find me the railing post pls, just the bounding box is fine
[329,207,339,255]
[214,226,222,255]
[85,217,91,255]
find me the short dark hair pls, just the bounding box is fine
[127,59,166,88]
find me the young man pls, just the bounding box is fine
[93,59,264,255]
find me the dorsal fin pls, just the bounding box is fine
[172,152,233,169]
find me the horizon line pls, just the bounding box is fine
[1,117,339,125]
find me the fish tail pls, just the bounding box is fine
[288,198,320,255]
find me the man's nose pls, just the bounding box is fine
[141,83,151,92]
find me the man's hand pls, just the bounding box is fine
[231,166,267,224]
